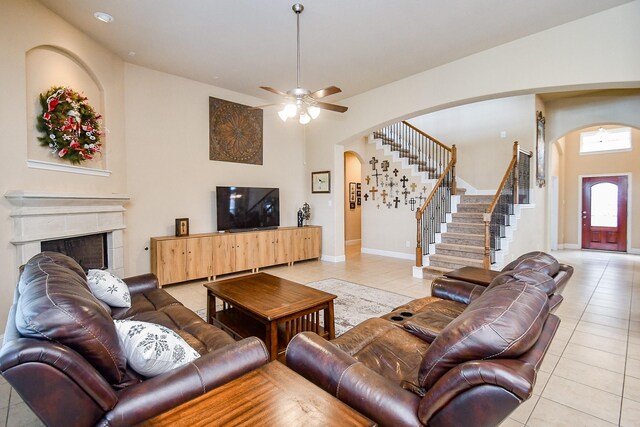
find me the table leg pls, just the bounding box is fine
[207,291,217,324]
[325,301,335,339]
[267,322,278,360]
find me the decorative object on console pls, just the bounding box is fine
[86,269,131,308]
[297,209,304,227]
[311,171,330,193]
[175,218,189,237]
[36,86,103,164]
[209,97,263,165]
[302,202,311,224]
[536,110,546,187]
[256,4,347,124]
[114,320,201,377]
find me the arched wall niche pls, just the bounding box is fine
[25,45,106,169]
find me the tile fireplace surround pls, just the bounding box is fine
[6,191,130,277]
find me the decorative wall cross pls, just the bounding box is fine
[372,170,381,186]
[381,189,389,204]
[387,202,392,209]
[409,198,416,211]
[392,168,399,177]
[417,193,425,205]
[388,179,396,191]
[402,188,410,202]
[365,176,371,185]
[381,160,389,172]
[410,182,417,192]
[369,187,378,200]
[393,196,401,208]
[400,176,409,188]
[364,193,369,201]
[369,157,378,170]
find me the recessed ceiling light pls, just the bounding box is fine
[94,12,114,23]
[128,51,136,57]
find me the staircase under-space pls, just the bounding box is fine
[370,122,533,278]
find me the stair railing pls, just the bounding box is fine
[375,121,455,181]
[374,120,457,267]
[415,146,456,267]
[482,142,532,268]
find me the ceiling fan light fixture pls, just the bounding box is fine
[299,112,311,125]
[284,103,298,118]
[278,109,289,122]
[308,105,320,119]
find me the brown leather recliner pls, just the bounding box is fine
[286,271,559,427]
[430,251,573,310]
[0,252,269,427]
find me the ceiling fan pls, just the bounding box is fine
[259,3,347,124]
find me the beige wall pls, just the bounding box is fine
[343,152,362,243]
[0,0,127,329]
[407,95,536,190]
[560,126,640,251]
[306,2,640,259]
[123,66,307,275]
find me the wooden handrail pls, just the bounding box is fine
[415,155,456,267]
[401,121,452,152]
[482,142,532,268]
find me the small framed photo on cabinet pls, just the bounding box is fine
[175,218,189,237]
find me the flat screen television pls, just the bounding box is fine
[216,186,280,232]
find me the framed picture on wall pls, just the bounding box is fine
[312,171,331,193]
[350,202,356,209]
[536,111,546,187]
[349,182,356,203]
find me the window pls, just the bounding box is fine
[580,127,631,154]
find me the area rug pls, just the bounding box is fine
[305,278,413,337]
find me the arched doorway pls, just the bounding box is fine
[344,151,362,255]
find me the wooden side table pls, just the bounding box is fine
[443,266,501,286]
[138,361,375,426]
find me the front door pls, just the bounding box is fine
[581,176,627,252]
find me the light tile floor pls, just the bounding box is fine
[1,248,639,426]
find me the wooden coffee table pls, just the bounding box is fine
[138,361,374,426]
[443,266,501,285]
[204,273,336,360]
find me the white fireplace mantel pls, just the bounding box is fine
[6,190,130,276]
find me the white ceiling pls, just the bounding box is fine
[37,0,633,103]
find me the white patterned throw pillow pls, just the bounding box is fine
[86,269,131,308]
[114,320,201,377]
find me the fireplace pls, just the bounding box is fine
[6,191,129,276]
[41,233,108,270]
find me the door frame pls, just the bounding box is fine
[577,172,632,252]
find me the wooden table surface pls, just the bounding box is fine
[138,361,375,427]
[204,273,336,321]
[443,266,501,285]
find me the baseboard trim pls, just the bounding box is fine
[321,254,346,263]
[563,244,580,249]
[345,239,361,246]
[629,248,640,255]
[361,247,414,260]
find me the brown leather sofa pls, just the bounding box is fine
[0,252,269,427]
[286,270,559,427]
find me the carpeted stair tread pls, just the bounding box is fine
[434,243,485,260]
[441,232,485,246]
[446,222,485,234]
[428,254,484,269]
[451,212,484,223]
[421,265,453,278]
[460,195,495,203]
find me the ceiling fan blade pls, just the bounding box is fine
[259,86,289,97]
[249,104,280,110]
[315,101,348,113]
[310,86,342,99]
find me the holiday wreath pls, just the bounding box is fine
[36,86,103,164]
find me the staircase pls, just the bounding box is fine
[422,194,493,277]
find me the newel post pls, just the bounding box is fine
[451,145,457,195]
[513,142,520,205]
[415,210,423,267]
